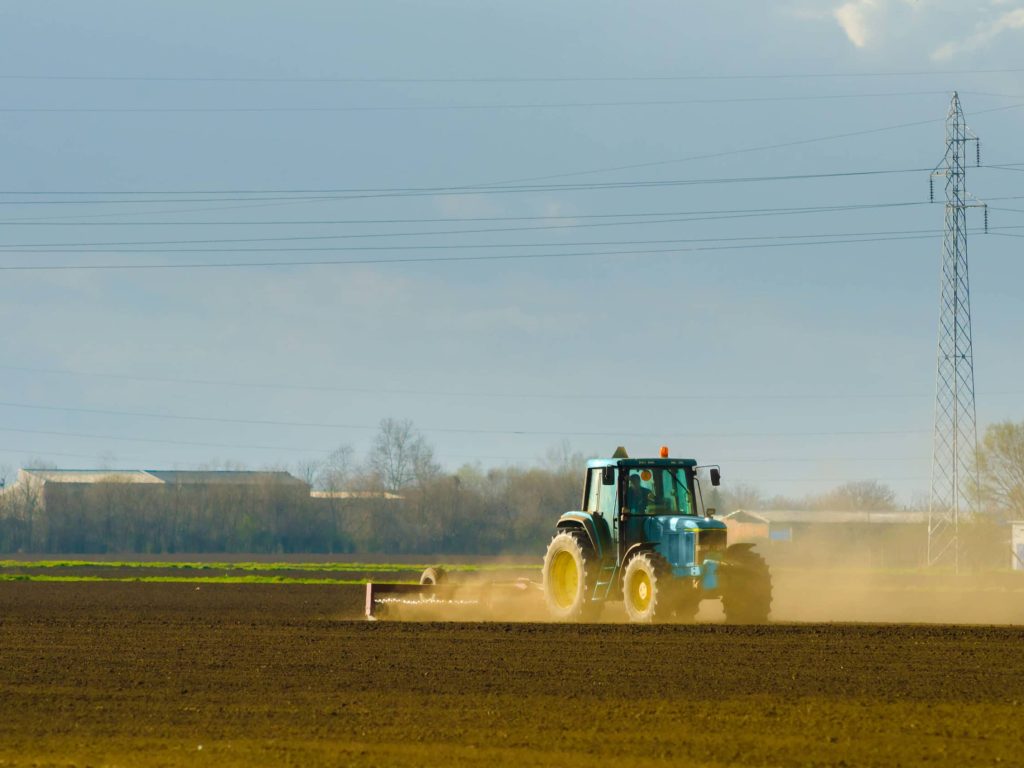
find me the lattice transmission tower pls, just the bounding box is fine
[928,91,986,570]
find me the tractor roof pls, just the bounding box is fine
[586,457,698,470]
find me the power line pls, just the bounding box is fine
[0,232,947,272]
[4,363,1021,403]
[0,156,1014,210]
[1,223,991,253]
[0,426,332,453]
[756,476,928,484]
[0,399,935,432]
[0,197,339,224]
[0,203,939,248]
[477,102,1024,186]
[0,446,120,461]
[0,90,959,113]
[10,222,1009,255]
[0,103,1016,207]
[722,456,929,464]
[0,200,936,227]
[0,198,937,225]
[0,446,930,467]
[3,67,1023,83]
[0,422,929,444]
[7,193,1024,228]
[0,165,942,198]
[0,443,937,483]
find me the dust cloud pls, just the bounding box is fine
[759,523,1024,625]
[378,528,1024,624]
[767,566,1024,624]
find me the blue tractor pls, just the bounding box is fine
[541,447,772,623]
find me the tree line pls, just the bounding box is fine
[0,417,1021,555]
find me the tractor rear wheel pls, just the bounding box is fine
[720,544,772,623]
[622,550,674,623]
[542,530,600,622]
[671,586,700,623]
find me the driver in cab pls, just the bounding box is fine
[626,473,651,515]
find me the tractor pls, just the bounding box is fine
[542,447,771,623]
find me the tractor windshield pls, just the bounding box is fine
[625,466,694,516]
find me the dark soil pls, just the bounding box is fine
[1,582,1022,767]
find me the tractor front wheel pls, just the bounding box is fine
[719,544,772,623]
[622,550,674,623]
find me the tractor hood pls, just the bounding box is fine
[643,514,726,537]
[643,514,727,576]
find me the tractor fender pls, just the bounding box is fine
[555,512,607,560]
[722,542,755,564]
[621,541,658,569]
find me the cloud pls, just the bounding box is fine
[932,7,1024,59]
[834,0,884,47]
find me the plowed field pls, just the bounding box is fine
[1,582,1022,767]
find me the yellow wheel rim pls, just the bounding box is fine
[550,550,579,608]
[630,571,652,612]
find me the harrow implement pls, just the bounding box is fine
[364,567,540,620]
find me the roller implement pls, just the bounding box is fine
[364,566,538,620]
[542,446,771,623]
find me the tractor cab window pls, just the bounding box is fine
[595,466,618,543]
[597,468,617,517]
[626,467,694,516]
[584,469,600,512]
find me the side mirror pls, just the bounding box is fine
[601,466,616,486]
[706,507,716,518]
[710,468,721,487]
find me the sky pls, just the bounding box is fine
[0,1,1021,504]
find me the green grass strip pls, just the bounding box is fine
[0,560,537,573]
[0,573,420,585]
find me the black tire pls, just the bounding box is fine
[542,530,601,622]
[622,550,674,624]
[671,587,700,624]
[419,566,447,586]
[719,544,772,624]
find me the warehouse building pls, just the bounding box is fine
[723,508,929,568]
[1,468,312,553]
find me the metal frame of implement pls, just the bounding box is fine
[364,578,537,620]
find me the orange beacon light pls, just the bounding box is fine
[659,445,669,458]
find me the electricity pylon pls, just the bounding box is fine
[928,91,985,570]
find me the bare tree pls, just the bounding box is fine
[719,481,765,511]
[544,440,587,475]
[976,420,1024,522]
[368,419,439,491]
[9,472,44,551]
[815,480,896,511]
[319,445,356,491]
[294,458,322,488]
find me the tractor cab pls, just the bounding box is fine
[559,450,727,576]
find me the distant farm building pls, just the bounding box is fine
[12,468,309,511]
[723,509,928,568]
[2,469,312,553]
[720,510,771,543]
